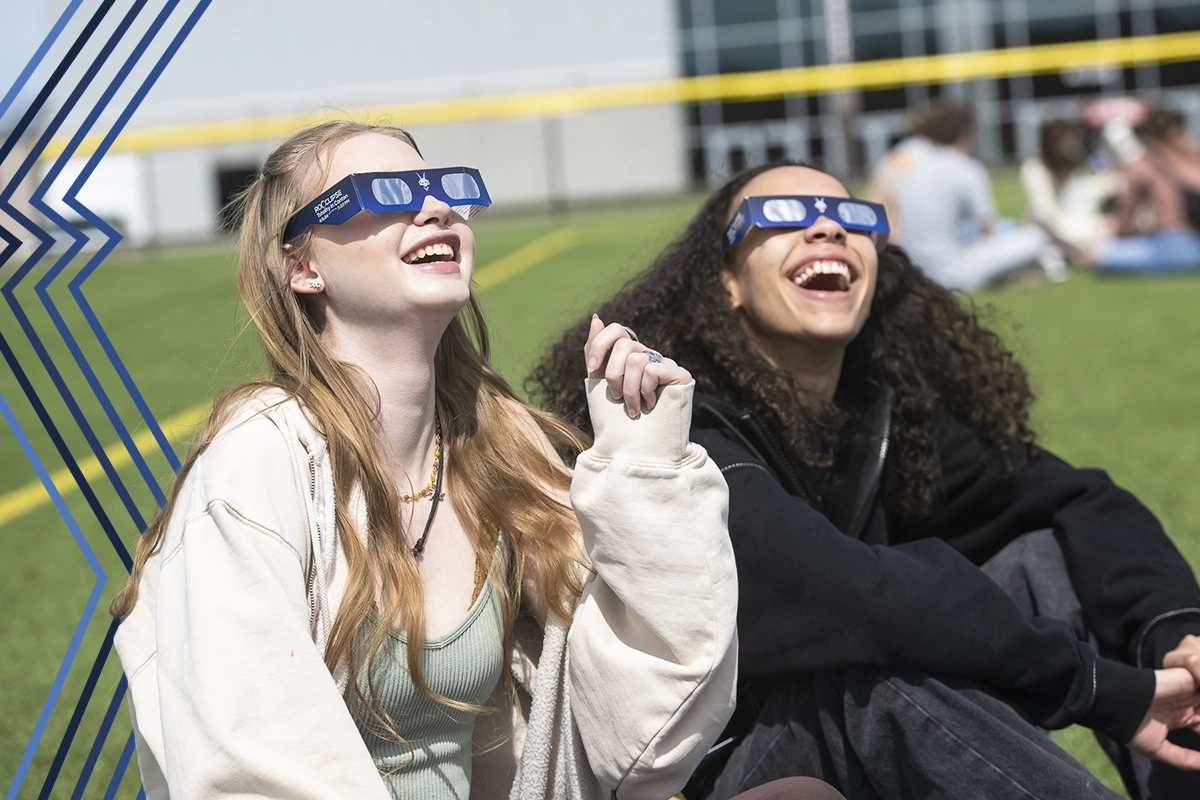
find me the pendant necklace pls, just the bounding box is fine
[408,413,445,558]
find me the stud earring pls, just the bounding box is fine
[309,280,322,290]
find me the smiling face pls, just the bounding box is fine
[290,132,476,328]
[721,166,879,364]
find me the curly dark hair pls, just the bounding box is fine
[528,161,1037,522]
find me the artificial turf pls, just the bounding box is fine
[1,183,1197,797]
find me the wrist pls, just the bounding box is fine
[1082,658,1157,744]
[583,379,694,465]
[1132,610,1200,668]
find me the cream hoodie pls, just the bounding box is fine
[114,380,737,800]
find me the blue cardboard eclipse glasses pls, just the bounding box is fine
[723,195,890,249]
[283,167,491,241]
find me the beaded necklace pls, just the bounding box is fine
[401,414,445,503]
[408,413,444,558]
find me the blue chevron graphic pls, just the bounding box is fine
[43,6,213,795]
[34,0,185,516]
[0,387,104,799]
[5,0,153,536]
[0,0,212,796]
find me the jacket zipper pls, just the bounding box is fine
[847,410,891,541]
[706,395,891,537]
[307,456,319,631]
[698,398,813,505]
[746,413,812,505]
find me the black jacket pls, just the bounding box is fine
[692,391,1200,743]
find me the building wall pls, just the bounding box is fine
[25,0,1200,243]
[678,0,1200,183]
[37,0,686,243]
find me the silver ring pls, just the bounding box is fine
[644,348,664,364]
[622,325,639,343]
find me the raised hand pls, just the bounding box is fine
[583,315,691,418]
[1164,634,1200,685]
[1129,666,1200,770]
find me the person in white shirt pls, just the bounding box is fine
[892,104,1051,291]
[1019,118,1117,263]
[865,108,936,243]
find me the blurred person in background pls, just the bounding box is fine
[107,120,758,800]
[1020,118,1117,265]
[864,106,934,242]
[889,103,1060,290]
[1093,108,1200,274]
[534,161,1200,800]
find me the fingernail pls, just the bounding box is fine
[592,313,599,321]
[587,357,597,371]
[626,405,639,419]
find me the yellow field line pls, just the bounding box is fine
[473,227,578,290]
[0,229,576,527]
[38,30,1200,161]
[0,402,209,528]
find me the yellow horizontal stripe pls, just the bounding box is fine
[473,227,578,290]
[39,30,1200,162]
[0,402,209,528]
[0,229,575,528]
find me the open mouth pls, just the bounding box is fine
[790,260,853,292]
[402,241,457,265]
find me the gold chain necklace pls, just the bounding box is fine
[400,413,445,503]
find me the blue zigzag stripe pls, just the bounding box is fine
[69,673,128,800]
[4,0,150,535]
[0,0,80,281]
[0,385,104,800]
[64,0,208,478]
[34,0,181,515]
[1,6,122,798]
[38,4,212,795]
[102,733,138,800]
[37,619,119,800]
[0,0,211,794]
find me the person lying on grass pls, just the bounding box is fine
[109,120,745,800]
[532,161,1200,800]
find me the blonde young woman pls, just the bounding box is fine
[108,121,741,800]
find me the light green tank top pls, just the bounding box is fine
[347,579,504,800]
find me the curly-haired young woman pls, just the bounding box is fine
[532,163,1200,800]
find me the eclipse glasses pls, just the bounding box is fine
[283,167,491,241]
[724,195,890,249]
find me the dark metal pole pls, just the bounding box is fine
[823,0,862,178]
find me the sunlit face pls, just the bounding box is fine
[721,166,879,355]
[293,132,476,327]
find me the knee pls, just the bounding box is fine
[838,666,957,716]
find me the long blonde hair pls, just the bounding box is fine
[111,120,588,736]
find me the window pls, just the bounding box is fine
[721,98,788,123]
[1156,5,1200,34]
[851,0,900,11]
[855,31,906,61]
[861,87,909,112]
[718,43,783,73]
[712,0,778,26]
[1026,13,1097,46]
[215,165,260,231]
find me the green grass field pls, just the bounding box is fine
[2,181,1198,797]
